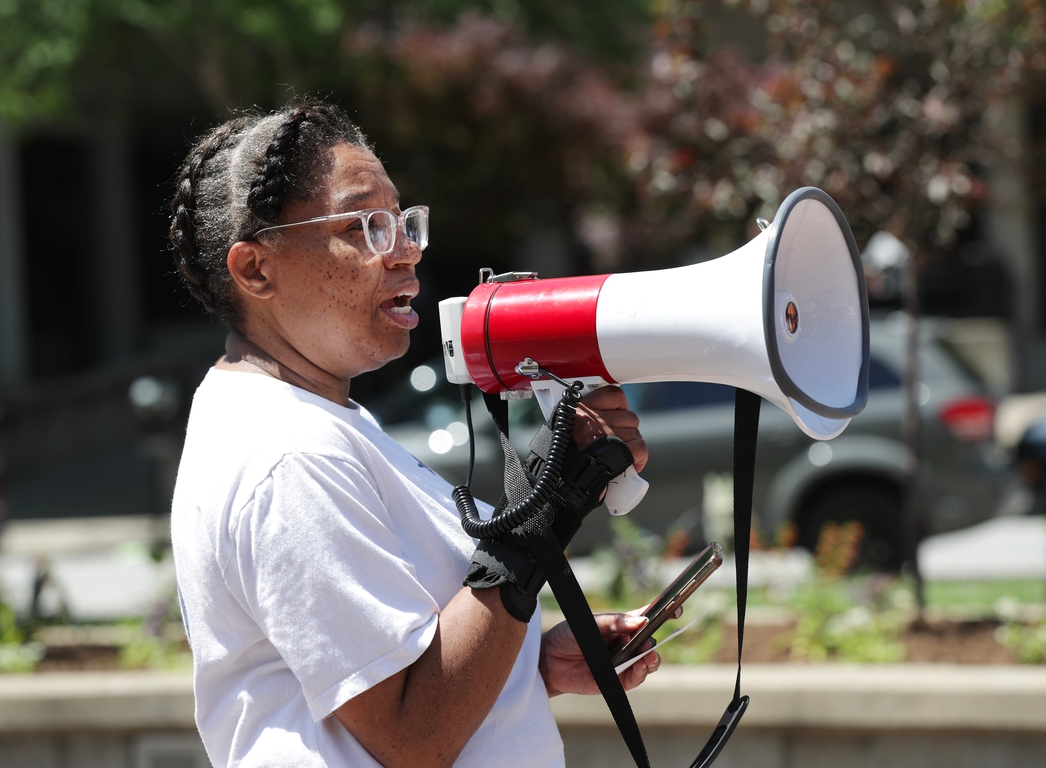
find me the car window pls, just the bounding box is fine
[620,356,900,414]
[867,357,902,389]
[623,381,735,413]
[931,336,989,391]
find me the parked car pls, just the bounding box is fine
[364,312,1007,569]
[1014,417,1046,515]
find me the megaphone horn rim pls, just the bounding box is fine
[762,186,871,420]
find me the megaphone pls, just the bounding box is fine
[438,187,870,515]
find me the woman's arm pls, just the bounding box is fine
[333,586,526,768]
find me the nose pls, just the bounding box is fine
[385,227,423,269]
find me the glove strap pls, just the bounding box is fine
[463,539,544,622]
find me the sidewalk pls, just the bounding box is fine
[3,665,1045,768]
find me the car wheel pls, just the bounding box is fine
[796,479,905,572]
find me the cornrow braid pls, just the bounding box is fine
[170,117,253,324]
[246,102,369,232]
[168,101,369,329]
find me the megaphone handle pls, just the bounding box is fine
[531,381,649,516]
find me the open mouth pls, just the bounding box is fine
[379,288,419,329]
[381,293,414,314]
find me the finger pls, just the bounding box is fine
[593,612,648,638]
[643,651,662,675]
[573,412,648,470]
[624,436,648,472]
[622,651,660,690]
[570,407,612,450]
[594,409,640,430]
[580,386,630,411]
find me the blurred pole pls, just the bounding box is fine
[901,256,926,616]
[0,122,28,384]
[984,97,1036,389]
[92,99,141,361]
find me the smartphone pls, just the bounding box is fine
[609,541,724,667]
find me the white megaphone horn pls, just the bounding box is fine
[438,187,871,516]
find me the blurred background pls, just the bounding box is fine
[1,1,1046,765]
[0,0,1045,677]
[0,0,1043,517]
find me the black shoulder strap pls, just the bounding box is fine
[730,389,760,706]
[689,388,760,768]
[485,388,761,768]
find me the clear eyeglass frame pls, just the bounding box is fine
[253,204,429,256]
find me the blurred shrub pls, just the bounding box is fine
[994,597,1046,664]
[784,523,909,662]
[653,588,728,665]
[0,598,44,673]
[599,516,667,607]
[119,591,191,671]
[592,516,728,662]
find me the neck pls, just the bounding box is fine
[218,330,351,405]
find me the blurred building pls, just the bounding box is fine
[0,108,225,521]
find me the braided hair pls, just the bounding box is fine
[169,102,369,329]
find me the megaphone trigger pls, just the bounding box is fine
[605,468,649,516]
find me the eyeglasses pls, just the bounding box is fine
[253,205,429,256]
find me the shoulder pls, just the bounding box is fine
[190,369,366,456]
[175,370,378,523]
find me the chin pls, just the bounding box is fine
[358,334,411,375]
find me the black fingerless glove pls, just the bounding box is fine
[464,427,634,622]
[526,428,636,547]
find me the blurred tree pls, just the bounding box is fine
[0,1,655,394]
[3,0,1045,336]
[9,1,1042,268]
[627,0,1046,265]
[0,0,653,123]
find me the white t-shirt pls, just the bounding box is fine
[171,369,563,767]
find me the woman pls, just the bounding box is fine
[169,101,656,768]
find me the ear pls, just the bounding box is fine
[227,241,275,299]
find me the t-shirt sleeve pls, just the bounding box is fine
[230,451,440,722]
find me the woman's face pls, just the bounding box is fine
[260,142,422,381]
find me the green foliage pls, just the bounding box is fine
[599,516,668,607]
[0,0,653,124]
[779,520,909,663]
[927,579,1045,610]
[786,576,909,663]
[994,598,1046,664]
[119,591,191,671]
[119,629,192,670]
[0,0,92,121]
[652,588,728,665]
[591,517,727,662]
[0,597,44,674]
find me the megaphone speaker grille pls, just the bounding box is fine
[764,188,869,419]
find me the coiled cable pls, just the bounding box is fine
[453,373,583,540]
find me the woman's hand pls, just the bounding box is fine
[571,387,648,472]
[540,612,661,697]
